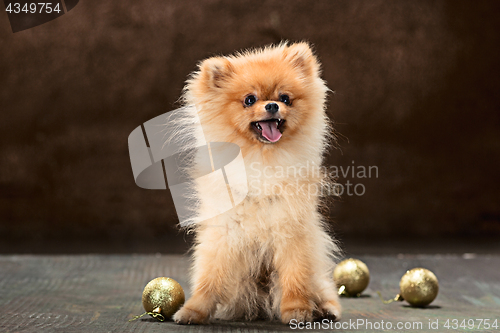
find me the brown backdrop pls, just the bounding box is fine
[1,0,499,253]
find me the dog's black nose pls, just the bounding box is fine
[265,102,279,114]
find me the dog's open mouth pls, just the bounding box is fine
[251,119,286,143]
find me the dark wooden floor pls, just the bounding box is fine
[1,254,499,332]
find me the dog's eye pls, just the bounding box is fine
[279,94,291,105]
[244,95,257,106]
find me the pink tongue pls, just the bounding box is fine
[259,121,282,142]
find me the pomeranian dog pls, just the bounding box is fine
[173,42,341,324]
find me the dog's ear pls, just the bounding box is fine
[285,42,321,78]
[199,57,235,89]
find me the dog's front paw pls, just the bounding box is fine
[173,306,208,325]
[281,307,313,324]
[319,299,342,321]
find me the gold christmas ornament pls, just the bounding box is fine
[399,268,439,307]
[142,277,185,319]
[333,258,370,296]
[130,277,185,322]
[377,267,439,307]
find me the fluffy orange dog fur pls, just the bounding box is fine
[173,42,342,324]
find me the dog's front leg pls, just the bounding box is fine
[174,227,235,324]
[274,234,315,324]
